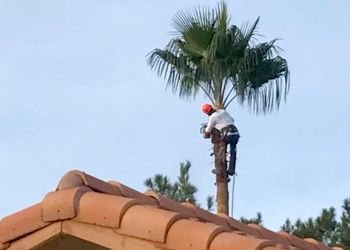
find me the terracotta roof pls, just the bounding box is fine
[0,170,343,250]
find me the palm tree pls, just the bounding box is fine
[147,1,289,215]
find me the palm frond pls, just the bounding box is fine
[240,16,260,47]
[147,1,290,112]
[147,47,215,101]
[237,56,289,113]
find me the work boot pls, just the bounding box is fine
[227,168,235,176]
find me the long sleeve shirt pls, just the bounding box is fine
[205,109,235,133]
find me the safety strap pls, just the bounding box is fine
[220,125,238,139]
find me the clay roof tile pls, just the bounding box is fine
[145,191,196,218]
[217,213,262,237]
[74,192,140,228]
[305,238,333,250]
[262,246,286,250]
[210,231,276,250]
[248,224,291,246]
[58,170,120,195]
[181,202,231,227]
[165,218,229,250]
[277,231,318,250]
[0,203,49,243]
[118,204,185,243]
[109,181,157,205]
[0,243,9,250]
[42,186,91,222]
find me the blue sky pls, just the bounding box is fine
[0,0,349,230]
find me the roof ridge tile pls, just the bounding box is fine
[58,170,121,195]
[42,186,91,222]
[277,231,318,250]
[305,238,333,250]
[145,191,196,218]
[217,213,262,237]
[109,181,157,205]
[181,202,231,228]
[248,224,291,247]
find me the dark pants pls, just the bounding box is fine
[224,134,240,175]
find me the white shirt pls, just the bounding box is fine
[205,109,235,133]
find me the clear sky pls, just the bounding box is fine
[0,0,349,230]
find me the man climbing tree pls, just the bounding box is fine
[147,1,290,215]
[201,103,239,176]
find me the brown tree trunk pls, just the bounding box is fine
[213,141,229,215]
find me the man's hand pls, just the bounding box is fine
[203,131,211,138]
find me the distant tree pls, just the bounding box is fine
[144,174,179,201]
[339,198,350,250]
[281,208,338,245]
[144,161,199,206]
[207,195,215,212]
[176,161,198,204]
[281,218,294,233]
[240,212,263,225]
[281,197,350,249]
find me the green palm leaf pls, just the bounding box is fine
[147,1,290,113]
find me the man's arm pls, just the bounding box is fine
[204,116,215,137]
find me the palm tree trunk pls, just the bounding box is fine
[213,140,229,215]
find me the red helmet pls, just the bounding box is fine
[202,103,213,114]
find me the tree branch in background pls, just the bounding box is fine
[240,212,263,225]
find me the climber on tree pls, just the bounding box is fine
[201,103,240,176]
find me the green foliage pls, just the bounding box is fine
[144,161,215,211]
[144,174,178,200]
[147,1,289,113]
[281,218,294,233]
[339,198,350,249]
[240,212,263,225]
[144,161,198,204]
[281,198,350,249]
[207,195,215,212]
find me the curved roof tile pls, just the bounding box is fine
[42,186,91,222]
[109,181,158,205]
[58,170,120,195]
[278,231,318,250]
[248,224,291,246]
[165,219,228,250]
[74,192,140,228]
[217,213,263,237]
[118,204,185,242]
[305,238,332,250]
[210,232,276,250]
[145,191,196,218]
[0,204,49,243]
[182,202,231,227]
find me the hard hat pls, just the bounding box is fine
[202,103,213,114]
